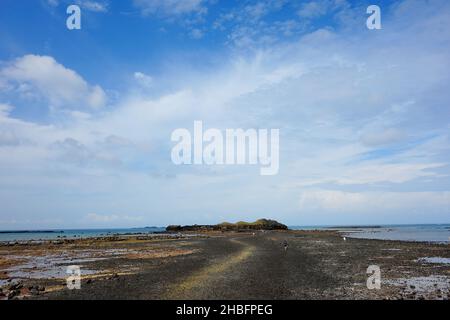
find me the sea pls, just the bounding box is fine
[0,227,165,242]
[289,224,450,243]
[1,224,449,243]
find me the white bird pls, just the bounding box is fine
[343,237,346,241]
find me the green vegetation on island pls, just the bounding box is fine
[166,219,288,232]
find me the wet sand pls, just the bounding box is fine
[0,230,449,300]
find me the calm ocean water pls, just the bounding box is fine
[290,224,450,243]
[1,224,449,243]
[0,227,165,242]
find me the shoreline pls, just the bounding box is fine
[2,223,449,244]
[1,231,449,246]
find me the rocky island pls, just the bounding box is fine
[166,219,288,232]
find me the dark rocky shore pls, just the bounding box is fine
[166,218,288,232]
[0,229,449,300]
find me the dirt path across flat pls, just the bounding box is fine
[164,233,338,299]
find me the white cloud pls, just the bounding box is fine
[189,28,204,39]
[360,128,406,147]
[76,1,109,12]
[85,213,143,226]
[297,1,330,18]
[335,163,446,185]
[133,0,206,16]
[1,55,106,109]
[46,0,109,12]
[47,0,59,7]
[299,190,450,213]
[86,213,143,223]
[292,159,447,188]
[134,71,153,87]
[214,0,306,49]
[0,103,12,117]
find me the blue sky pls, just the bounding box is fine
[0,0,449,229]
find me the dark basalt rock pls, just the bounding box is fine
[166,219,288,232]
[8,282,23,291]
[7,290,19,300]
[30,288,39,296]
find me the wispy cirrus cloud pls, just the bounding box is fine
[46,0,109,12]
[134,71,153,88]
[76,0,109,13]
[133,0,207,17]
[297,0,349,19]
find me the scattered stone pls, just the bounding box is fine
[27,285,44,292]
[8,282,23,291]
[30,288,39,296]
[20,287,30,295]
[86,279,93,284]
[7,290,19,300]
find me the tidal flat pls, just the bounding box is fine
[0,230,449,300]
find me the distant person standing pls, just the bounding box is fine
[283,240,288,251]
